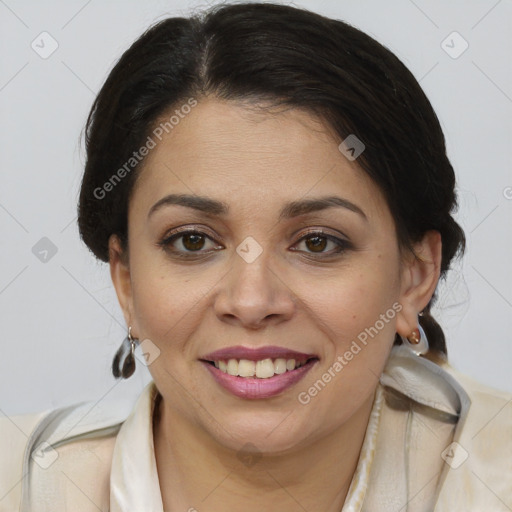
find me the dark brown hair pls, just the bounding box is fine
[78,2,465,361]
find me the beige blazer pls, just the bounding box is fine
[1,346,511,511]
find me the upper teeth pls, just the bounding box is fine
[213,358,304,378]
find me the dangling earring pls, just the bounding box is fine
[112,326,138,379]
[400,321,429,356]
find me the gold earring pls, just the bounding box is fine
[407,328,420,345]
[399,321,429,356]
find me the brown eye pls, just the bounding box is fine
[304,235,328,253]
[181,232,206,251]
[293,231,351,257]
[159,229,220,256]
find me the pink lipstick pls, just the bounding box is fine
[200,345,319,399]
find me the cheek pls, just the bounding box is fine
[293,260,400,350]
[129,254,207,347]
[295,274,399,427]
[314,265,400,401]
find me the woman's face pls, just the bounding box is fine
[111,97,432,453]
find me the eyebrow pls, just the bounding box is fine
[148,193,367,221]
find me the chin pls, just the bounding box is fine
[208,413,317,456]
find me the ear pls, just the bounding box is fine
[395,230,442,337]
[108,234,134,329]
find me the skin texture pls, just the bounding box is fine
[109,97,442,511]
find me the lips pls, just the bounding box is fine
[199,345,319,399]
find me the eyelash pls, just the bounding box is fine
[158,226,352,259]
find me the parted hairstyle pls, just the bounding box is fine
[77,1,465,361]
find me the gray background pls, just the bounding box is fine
[1,0,511,416]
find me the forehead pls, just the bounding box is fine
[130,98,389,221]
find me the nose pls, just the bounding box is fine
[213,250,296,330]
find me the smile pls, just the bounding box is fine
[199,346,319,399]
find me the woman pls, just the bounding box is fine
[2,2,510,511]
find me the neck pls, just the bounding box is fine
[153,390,376,512]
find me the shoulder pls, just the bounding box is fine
[0,396,134,511]
[443,363,512,427]
[381,348,511,509]
[0,410,49,509]
[436,364,512,510]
